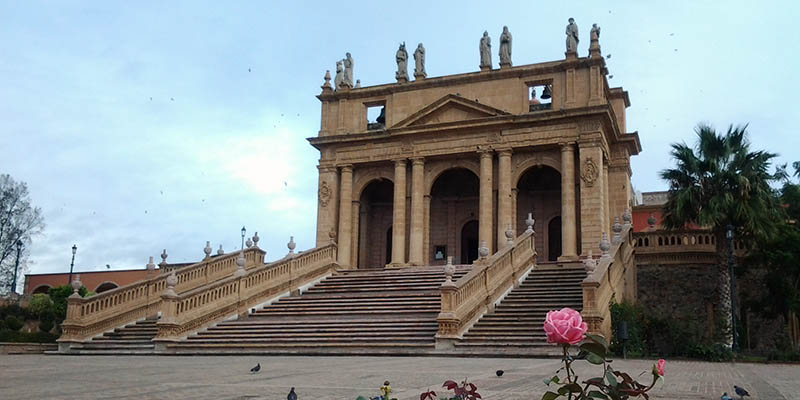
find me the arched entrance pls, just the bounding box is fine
[548,216,562,262]
[357,179,394,268]
[460,220,479,265]
[429,168,479,264]
[95,282,119,293]
[516,165,562,261]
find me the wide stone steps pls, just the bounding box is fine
[170,266,462,354]
[456,267,586,352]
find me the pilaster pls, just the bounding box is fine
[478,148,494,255]
[315,164,339,247]
[409,158,425,265]
[390,159,407,266]
[337,165,353,267]
[578,143,605,255]
[559,143,579,260]
[496,149,512,247]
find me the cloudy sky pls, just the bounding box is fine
[2,1,799,283]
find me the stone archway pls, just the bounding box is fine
[429,168,480,264]
[460,220,479,265]
[31,285,51,295]
[516,165,562,261]
[95,281,119,294]
[357,178,394,268]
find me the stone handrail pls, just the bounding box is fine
[58,247,265,345]
[154,244,338,345]
[581,224,635,340]
[436,230,536,346]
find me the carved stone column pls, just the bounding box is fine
[315,165,339,247]
[351,200,360,268]
[409,158,425,265]
[603,161,611,235]
[478,149,494,255]
[390,159,407,266]
[337,165,353,267]
[578,143,605,255]
[560,143,579,260]
[496,149,512,247]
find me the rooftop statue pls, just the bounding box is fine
[566,18,579,53]
[590,23,600,40]
[334,60,344,90]
[396,42,409,81]
[343,52,354,88]
[499,26,512,66]
[479,31,492,69]
[414,43,426,79]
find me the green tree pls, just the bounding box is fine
[659,123,783,347]
[0,173,45,295]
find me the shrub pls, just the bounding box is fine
[28,293,53,316]
[0,330,58,343]
[688,343,733,362]
[4,315,23,331]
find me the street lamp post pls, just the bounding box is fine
[726,224,738,352]
[10,239,22,295]
[241,226,246,250]
[68,244,77,285]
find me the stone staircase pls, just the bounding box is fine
[455,264,586,355]
[167,266,470,354]
[68,319,158,355]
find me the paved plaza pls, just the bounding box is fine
[1,355,798,399]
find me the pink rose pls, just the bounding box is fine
[655,359,666,376]
[543,307,588,345]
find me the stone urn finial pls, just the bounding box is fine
[599,232,611,258]
[217,244,224,255]
[252,232,260,247]
[203,241,212,258]
[444,256,455,280]
[478,240,489,259]
[647,212,657,229]
[322,70,332,91]
[583,250,596,273]
[505,224,515,246]
[164,271,178,297]
[525,213,535,233]
[160,249,168,266]
[246,237,253,248]
[288,236,296,254]
[70,274,82,298]
[146,256,155,276]
[612,217,623,244]
[234,250,247,278]
[623,208,632,225]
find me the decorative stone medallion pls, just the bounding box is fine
[318,181,331,207]
[581,157,599,186]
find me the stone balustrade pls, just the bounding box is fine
[435,230,536,348]
[633,229,746,265]
[154,244,338,347]
[58,247,265,348]
[581,223,635,340]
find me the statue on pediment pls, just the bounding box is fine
[334,60,344,90]
[479,31,492,69]
[414,43,426,79]
[499,26,512,66]
[396,42,409,81]
[343,53,354,88]
[566,18,579,53]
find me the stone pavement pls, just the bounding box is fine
[0,355,797,399]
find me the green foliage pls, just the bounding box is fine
[0,330,58,343]
[609,301,730,361]
[48,284,88,322]
[28,293,53,316]
[4,315,23,331]
[659,123,783,242]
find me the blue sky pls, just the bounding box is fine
[2,1,799,282]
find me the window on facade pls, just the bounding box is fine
[528,84,552,112]
[366,103,386,131]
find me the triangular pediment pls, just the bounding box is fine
[392,94,510,128]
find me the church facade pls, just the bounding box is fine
[310,44,640,269]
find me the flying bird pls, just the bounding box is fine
[106,264,110,269]
[170,97,174,101]
[606,54,612,59]
[733,386,750,398]
[248,68,251,72]
[250,363,260,373]
[287,387,297,400]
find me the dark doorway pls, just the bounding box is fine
[357,179,394,268]
[516,165,562,261]
[548,216,562,261]
[461,220,479,264]
[385,227,393,265]
[429,168,480,265]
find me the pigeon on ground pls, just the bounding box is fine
[734,385,750,398]
[250,363,260,373]
[721,393,733,400]
[496,370,504,377]
[287,387,297,400]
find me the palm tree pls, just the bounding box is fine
[659,123,783,348]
